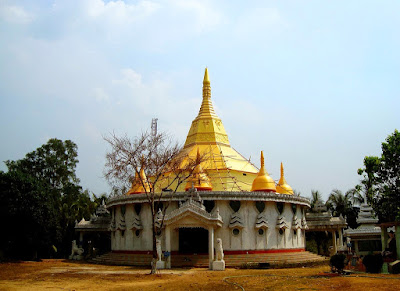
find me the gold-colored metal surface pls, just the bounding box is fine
[179,68,258,191]
[185,148,213,191]
[276,162,294,195]
[127,168,150,194]
[251,151,276,192]
[184,68,230,147]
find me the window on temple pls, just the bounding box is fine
[134,204,142,216]
[121,205,126,216]
[156,202,164,211]
[229,201,241,212]
[256,201,265,213]
[232,228,240,236]
[258,228,264,236]
[204,200,215,213]
[291,204,297,215]
[135,230,141,237]
[276,202,284,214]
[279,228,284,235]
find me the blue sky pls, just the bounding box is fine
[1,0,399,200]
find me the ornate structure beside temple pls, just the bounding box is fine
[103,69,324,269]
[344,202,382,255]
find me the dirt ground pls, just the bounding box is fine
[0,260,399,291]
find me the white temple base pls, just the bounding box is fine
[156,261,166,269]
[212,260,225,271]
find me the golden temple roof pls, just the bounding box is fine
[251,151,276,192]
[175,68,258,191]
[185,148,212,191]
[276,162,294,195]
[184,68,230,147]
[126,167,150,194]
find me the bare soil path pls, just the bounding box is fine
[0,260,399,290]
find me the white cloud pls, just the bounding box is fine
[112,69,143,89]
[169,0,223,32]
[0,4,34,24]
[84,0,160,23]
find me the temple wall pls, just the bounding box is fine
[110,199,306,252]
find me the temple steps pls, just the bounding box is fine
[91,251,327,268]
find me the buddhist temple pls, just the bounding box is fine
[96,68,325,269]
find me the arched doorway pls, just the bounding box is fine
[179,227,208,254]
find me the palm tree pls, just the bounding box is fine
[326,189,360,229]
[326,189,351,217]
[345,188,364,207]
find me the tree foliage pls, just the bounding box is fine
[358,130,400,222]
[0,138,101,260]
[326,189,360,229]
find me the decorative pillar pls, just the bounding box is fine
[79,232,84,247]
[381,227,388,252]
[396,225,400,260]
[332,231,337,254]
[208,226,214,270]
[338,229,343,248]
[165,225,171,269]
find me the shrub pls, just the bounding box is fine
[330,254,346,273]
[363,254,383,273]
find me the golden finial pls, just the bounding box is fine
[185,147,212,191]
[126,163,150,194]
[203,67,210,84]
[251,151,276,192]
[276,162,294,195]
[260,151,265,172]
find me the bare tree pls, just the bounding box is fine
[104,131,202,274]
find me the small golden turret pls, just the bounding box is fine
[251,151,276,192]
[127,166,151,194]
[185,148,213,191]
[276,162,294,195]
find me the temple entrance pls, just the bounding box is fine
[179,228,208,254]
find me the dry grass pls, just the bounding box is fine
[0,260,399,290]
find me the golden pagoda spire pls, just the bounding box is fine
[184,68,230,147]
[185,148,212,191]
[251,151,276,192]
[203,67,210,84]
[126,164,151,195]
[276,162,294,195]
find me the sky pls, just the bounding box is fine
[1,0,399,201]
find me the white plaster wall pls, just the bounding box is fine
[110,200,306,252]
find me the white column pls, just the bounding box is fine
[332,231,337,254]
[339,229,343,248]
[165,225,171,269]
[208,226,214,270]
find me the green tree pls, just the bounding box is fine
[358,130,400,222]
[0,138,98,259]
[326,189,359,229]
